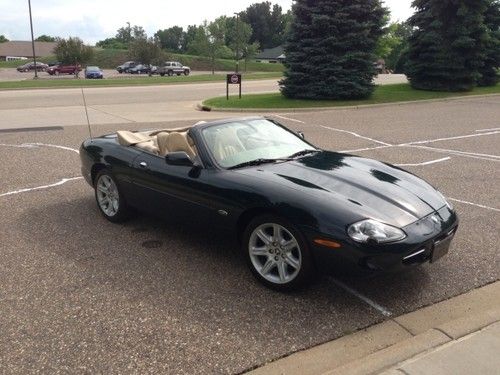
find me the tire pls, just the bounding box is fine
[242,214,314,291]
[160,73,165,77]
[184,70,190,76]
[168,70,173,76]
[94,170,132,223]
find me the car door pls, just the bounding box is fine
[129,152,235,227]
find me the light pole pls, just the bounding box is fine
[28,0,38,79]
[234,12,240,73]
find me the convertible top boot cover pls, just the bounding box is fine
[116,131,151,146]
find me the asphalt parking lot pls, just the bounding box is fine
[0,95,498,373]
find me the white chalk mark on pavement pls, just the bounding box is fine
[0,177,83,198]
[330,278,393,317]
[339,145,392,153]
[320,125,393,146]
[406,145,500,162]
[447,198,500,213]
[395,157,451,167]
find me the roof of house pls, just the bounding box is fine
[0,41,57,57]
[256,46,285,60]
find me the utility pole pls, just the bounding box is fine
[234,12,240,73]
[28,0,38,79]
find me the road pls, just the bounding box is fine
[0,81,498,374]
[0,75,408,129]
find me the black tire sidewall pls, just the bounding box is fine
[94,170,130,223]
[242,214,314,291]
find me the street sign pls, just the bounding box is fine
[226,73,242,99]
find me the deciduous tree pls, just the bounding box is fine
[54,37,94,76]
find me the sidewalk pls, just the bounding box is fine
[248,281,500,375]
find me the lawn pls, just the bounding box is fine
[0,72,282,90]
[203,83,500,109]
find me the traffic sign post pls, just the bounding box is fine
[226,74,242,100]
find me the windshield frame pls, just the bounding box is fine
[197,117,319,170]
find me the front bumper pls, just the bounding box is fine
[305,206,459,274]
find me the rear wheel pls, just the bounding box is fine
[242,215,314,291]
[94,170,131,223]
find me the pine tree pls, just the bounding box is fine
[478,0,500,86]
[280,0,388,100]
[405,0,490,91]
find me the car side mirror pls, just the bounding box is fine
[165,151,195,167]
[298,131,305,139]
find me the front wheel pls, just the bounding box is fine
[94,170,132,223]
[242,215,314,291]
[184,70,190,76]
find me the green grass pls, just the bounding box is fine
[203,83,500,109]
[0,72,282,90]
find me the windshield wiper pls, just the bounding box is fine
[288,149,320,159]
[228,158,286,170]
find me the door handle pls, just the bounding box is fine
[139,161,148,168]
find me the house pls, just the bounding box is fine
[255,46,286,64]
[0,41,57,61]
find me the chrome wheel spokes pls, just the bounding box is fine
[96,175,119,217]
[249,223,302,284]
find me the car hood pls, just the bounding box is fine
[235,151,445,228]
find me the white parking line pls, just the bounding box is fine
[476,127,500,132]
[406,145,500,162]
[330,278,393,317]
[0,177,83,198]
[273,114,306,124]
[447,198,500,213]
[395,157,451,167]
[402,130,500,146]
[320,125,392,146]
[0,142,79,154]
[340,145,392,153]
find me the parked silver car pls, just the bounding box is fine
[158,61,190,76]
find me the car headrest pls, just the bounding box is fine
[157,132,170,156]
[167,132,196,159]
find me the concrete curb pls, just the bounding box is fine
[199,93,500,113]
[246,281,500,375]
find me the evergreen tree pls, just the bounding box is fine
[478,0,500,86]
[281,0,387,100]
[405,0,490,91]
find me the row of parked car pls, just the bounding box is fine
[16,61,104,79]
[116,61,191,76]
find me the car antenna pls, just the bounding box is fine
[80,86,93,140]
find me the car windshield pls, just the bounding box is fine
[87,66,99,71]
[201,119,317,169]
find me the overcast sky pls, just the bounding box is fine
[0,0,414,44]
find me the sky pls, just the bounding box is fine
[0,0,414,44]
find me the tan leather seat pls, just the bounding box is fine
[157,132,170,156]
[166,132,196,159]
[213,127,244,161]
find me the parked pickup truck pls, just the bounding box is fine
[47,65,82,75]
[157,61,190,76]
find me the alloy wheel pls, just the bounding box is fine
[248,223,302,284]
[96,175,119,217]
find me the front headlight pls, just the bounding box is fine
[347,219,406,244]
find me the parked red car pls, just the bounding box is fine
[47,65,82,75]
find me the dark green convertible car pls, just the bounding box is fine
[80,117,458,290]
